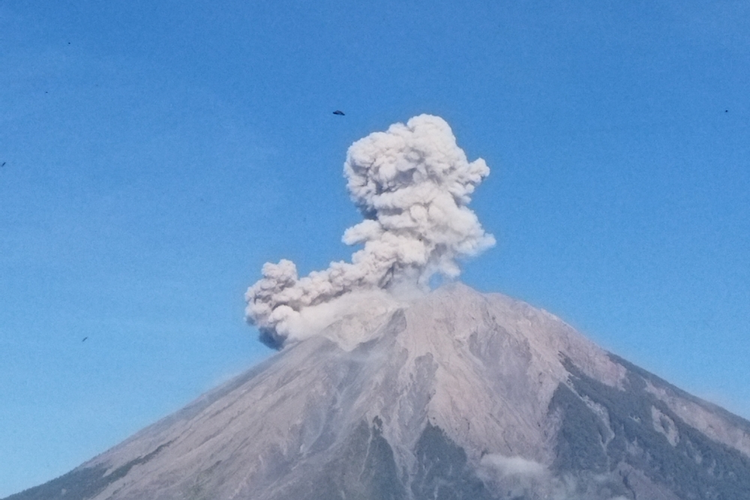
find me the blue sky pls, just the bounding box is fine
[1,0,748,496]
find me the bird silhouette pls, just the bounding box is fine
[82,337,88,342]
[333,110,345,116]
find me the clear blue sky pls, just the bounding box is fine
[1,1,748,496]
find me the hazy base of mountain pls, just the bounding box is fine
[7,284,750,500]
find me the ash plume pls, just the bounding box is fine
[246,115,495,348]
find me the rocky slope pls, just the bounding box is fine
[7,284,750,500]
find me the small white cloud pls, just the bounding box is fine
[480,453,547,477]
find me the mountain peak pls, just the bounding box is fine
[8,285,750,500]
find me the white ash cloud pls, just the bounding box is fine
[246,115,495,348]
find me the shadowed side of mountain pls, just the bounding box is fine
[259,417,494,500]
[261,417,407,500]
[549,356,750,499]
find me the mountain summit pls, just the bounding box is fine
[7,284,750,500]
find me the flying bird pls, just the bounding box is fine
[333,110,345,116]
[82,337,88,342]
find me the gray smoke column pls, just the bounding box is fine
[246,115,495,348]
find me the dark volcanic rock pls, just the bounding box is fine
[411,423,493,500]
[550,356,750,499]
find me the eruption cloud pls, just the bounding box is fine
[246,115,495,348]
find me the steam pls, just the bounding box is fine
[246,115,495,348]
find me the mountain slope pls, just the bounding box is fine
[7,284,750,500]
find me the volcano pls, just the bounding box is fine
[7,284,750,500]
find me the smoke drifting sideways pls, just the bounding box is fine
[246,115,495,349]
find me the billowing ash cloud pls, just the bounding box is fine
[246,115,495,348]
